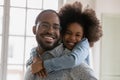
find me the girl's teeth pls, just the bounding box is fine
[68,43,74,45]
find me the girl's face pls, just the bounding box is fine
[63,22,84,50]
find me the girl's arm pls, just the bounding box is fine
[44,38,90,73]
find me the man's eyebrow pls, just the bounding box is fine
[54,23,60,26]
[40,21,49,24]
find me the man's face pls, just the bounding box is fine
[35,12,60,50]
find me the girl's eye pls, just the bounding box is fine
[76,34,81,37]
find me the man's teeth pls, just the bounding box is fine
[44,36,53,40]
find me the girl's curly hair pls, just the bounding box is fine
[59,1,103,47]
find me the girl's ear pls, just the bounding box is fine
[33,26,36,35]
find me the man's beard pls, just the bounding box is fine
[37,39,60,51]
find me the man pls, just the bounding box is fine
[24,9,61,80]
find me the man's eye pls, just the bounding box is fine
[53,26,60,30]
[53,24,60,30]
[41,24,49,28]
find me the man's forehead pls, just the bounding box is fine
[40,11,58,19]
[38,12,60,24]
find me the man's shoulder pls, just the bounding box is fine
[30,47,37,57]
[70,63,97,80]
[70,62,93,75]
[48,44,64,57]
[77,63,92,71]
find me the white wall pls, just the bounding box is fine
[96,0,120,13]
[96,0,120,80]
[101,14,120,80]
[66,0,95,9]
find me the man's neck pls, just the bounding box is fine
[36,46,45,55]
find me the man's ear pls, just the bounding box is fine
[33,26,36,35]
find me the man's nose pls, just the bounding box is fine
[47,26,54,33]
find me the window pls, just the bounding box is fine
[0,7,3,34]
[0,0,62,80]
[0,1,3,79]
[0,36,1,78]
[0,0,4,5]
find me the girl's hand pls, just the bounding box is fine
[31,57,43,74]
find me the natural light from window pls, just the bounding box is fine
[2,0,59,80]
